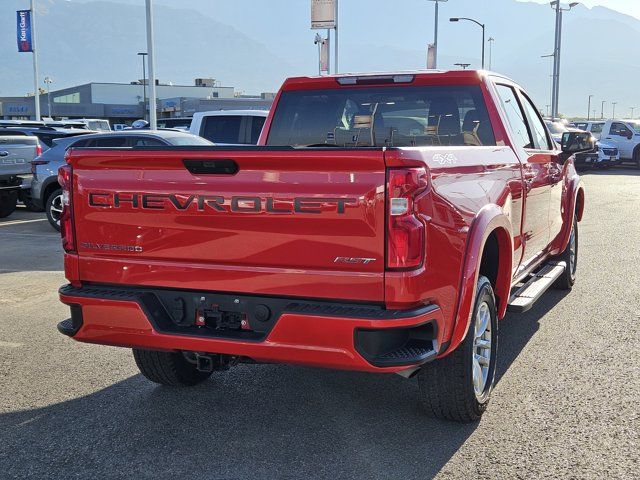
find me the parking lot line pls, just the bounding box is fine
[0,341,23,348]
[0,218,48,227]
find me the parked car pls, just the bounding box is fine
[0,136,41,218]
[189,110,268,145]
[157,117,192,131]
[31,130,213,230]
[57,70,590,422]
[545,120,616,169]
[590,120,640,167]
[0,125,89,152]
[76,119,111,131]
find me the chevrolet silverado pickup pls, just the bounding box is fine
[57,71,592,422]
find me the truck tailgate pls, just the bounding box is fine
[70,148,386,302]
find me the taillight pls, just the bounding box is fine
[58,164,76,253]
[386,167,428,270]
[31,159,49,174]
[36,143,42,157]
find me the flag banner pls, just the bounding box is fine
[17,10,33,52]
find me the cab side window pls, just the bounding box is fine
[495,85,532,149]
[519,92,552,150]
[610,122,631,137]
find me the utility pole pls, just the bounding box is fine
[601,100,606,120]
[611,101,617,119]
[30,0,40,121]
[137,52,147,121]
[550,1,579,119]
[487,37,495,70]
[334,0,338,73]
[145,0,157,129]
[631,107,636,119]
[587,94,593,120]
[427,0,448,69]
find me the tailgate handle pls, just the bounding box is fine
[183,159,238,175]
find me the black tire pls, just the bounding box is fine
[0,191,18,218]
[417,276,498,422]
[554,215,578,290]
[634,148,640,169]
[45,188,62,231]
[133,348,212,386]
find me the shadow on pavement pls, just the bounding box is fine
[578,164,639,175]
[1,290,569,480]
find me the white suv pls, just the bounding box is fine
[189,110,269,145]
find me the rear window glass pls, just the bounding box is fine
[266,85,495,147]
[201,116,243,144]
[250,116,266,144]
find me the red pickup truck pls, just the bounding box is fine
[57,71,592,422]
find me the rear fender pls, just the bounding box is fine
[440,204,513,357]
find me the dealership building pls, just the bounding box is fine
[0,78,274,124]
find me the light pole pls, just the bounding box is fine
[587,94,593,120]
[145,0,158,129]
[541,53,554,115]
[611,101,617,119]
[631,107,636,119]
[450,17,486,69]
[44,76,53,118]
[487,37,495,70]
[601,100,606,120]
[137,52,147,121]
[545,104,550,117]
[427,0,448,69]
[550,1,579,119]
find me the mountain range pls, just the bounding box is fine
[1,0,639,117]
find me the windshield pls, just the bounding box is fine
[545,121,568,135]
[629,122,640,133]
[266,85,496,147]
[166,135,214,146]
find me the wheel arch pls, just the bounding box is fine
[440,204,513,357]
[41,177,61,205]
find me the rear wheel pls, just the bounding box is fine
[0,191,18,218]
[45,188,62,231]
[133,348,213,386]
[417,276,498,422]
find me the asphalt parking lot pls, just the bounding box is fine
[1,169,639,480]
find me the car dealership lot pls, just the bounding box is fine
[1,170,638,480]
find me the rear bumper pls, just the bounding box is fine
[58,284,444,373]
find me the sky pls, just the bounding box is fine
[523,0,640,19]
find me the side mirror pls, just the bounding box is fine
[561,131,595,156]
[627,131,633,140]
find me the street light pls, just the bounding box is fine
[612,101,617,118]
[631,107,636,119]
[549,1,579,119]
[137,52,148,121]
[587,94,593,120]
[450,17,486,69]
[541,53,554,115]
[43,76,53,118]
[454,63,471,70]
[427,0,448,69]
[601,100,606,120]
[487,37,495,70]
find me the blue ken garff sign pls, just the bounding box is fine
[17,10,33,52]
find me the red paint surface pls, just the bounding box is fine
[61,70,583,370]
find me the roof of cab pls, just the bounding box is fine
[280,70,512,91]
